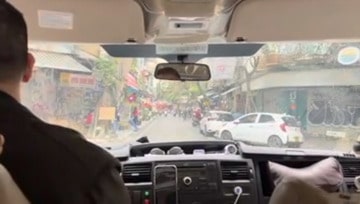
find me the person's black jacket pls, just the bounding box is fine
[0,91,130,204]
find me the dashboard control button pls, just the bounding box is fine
[183,176,192,186]
[224,144,238,155]
[132,191,141,204]
[234,186,243,195]
[144,199,150,204]
[144,191,150,197]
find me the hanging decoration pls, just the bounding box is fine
[128,93,137,103]
[125,72,139,92]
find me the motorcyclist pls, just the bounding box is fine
[194,108,202,121]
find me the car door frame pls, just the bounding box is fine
[200,111,211,131]
[253,114,278,144]
[232,113,259,142]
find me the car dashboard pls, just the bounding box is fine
[120,140,360,204]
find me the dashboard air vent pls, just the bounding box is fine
[341,161,360,177]
[221,161,250,180]
[343,153,356,158]
[122,163,152,183]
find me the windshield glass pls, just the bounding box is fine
[24,41,360,153]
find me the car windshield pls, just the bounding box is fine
[24,41,360,153]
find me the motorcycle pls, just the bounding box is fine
[182,111,187,120]
[192,120,199,127]
[192,110,203,126]
[192,115,201,126]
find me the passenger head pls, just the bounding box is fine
[157,67,181,80]
[0,2,35,99]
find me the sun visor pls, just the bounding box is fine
[9,0,145,43]
[227,0,360,42]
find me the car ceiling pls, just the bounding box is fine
[8,0,360,44]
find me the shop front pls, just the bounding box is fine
[55,72,101,133]
[22,68,57,120]
[252,88,308,129]
[240,67,360,137]
[57,72,99,114]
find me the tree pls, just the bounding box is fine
[94,56,122,106]
[155,80,206,104]
[187,82,202,98]
[244,56,259,113]
[158,81,185,102]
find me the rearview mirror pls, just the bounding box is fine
[155,63,211,81]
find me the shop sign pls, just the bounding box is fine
[98,107,116,120]
[60,73,96,88]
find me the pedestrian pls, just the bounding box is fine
[134,107,141,125]
[112,107,121,135]
[85,110,95,137]
[85,111,94,128]
[130,107,139,131]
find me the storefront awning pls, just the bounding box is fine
[242,68,360,91]
[32,51,92,73]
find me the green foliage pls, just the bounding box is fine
[94,56,122,105]
[94,57,120,87]
[159,81,183,102]
[156,81,206,102]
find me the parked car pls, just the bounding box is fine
[199,110,234,136]
[216,112,304,148]
[232,112,243,119]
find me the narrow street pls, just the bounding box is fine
[90,116,357,154]
[138,115,213,143]
[136,116,355,152]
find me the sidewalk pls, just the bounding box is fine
[87,117,156,146]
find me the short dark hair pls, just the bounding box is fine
[0,1,28,81]
[157,67,180,78]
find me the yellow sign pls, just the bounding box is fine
[60,72,71,84]
[98,107,116,120]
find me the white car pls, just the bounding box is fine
[217,113,304,148]
[199,110,234,136]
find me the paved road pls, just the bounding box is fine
[138,115,213,143]
[301,136,356,152]
[138,116,356,152]
[90,116,357,153]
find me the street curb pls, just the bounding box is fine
[128,117,157,138]
[87,117,158,145]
